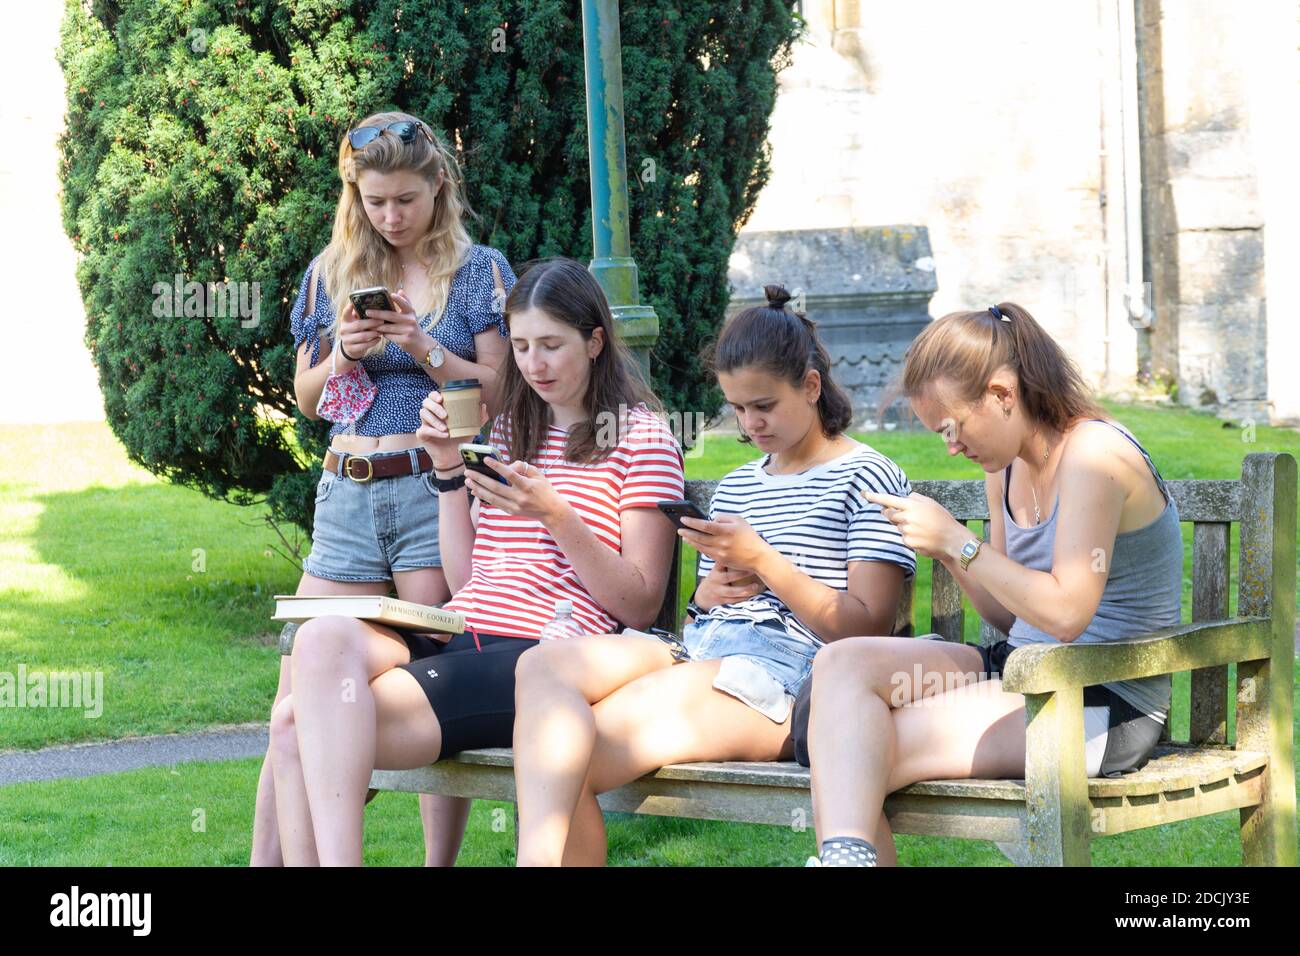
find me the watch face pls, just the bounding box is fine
[427,344,445,368]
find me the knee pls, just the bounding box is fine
[813,637,890,698]
[812,637,867,683]
[291,615,365,680]
[269,697,300,767]
[513,641,566,695]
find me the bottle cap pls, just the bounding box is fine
[554,600,573,615]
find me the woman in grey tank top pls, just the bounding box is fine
[794,302,1182,867]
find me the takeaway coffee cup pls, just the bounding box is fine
[440,379,484,439]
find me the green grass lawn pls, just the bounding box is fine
[0,757,1254,867]
[1,403,1296,865]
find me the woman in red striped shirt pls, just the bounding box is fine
[267,258,684,865]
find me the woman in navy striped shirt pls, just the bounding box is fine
[511,284,917,865]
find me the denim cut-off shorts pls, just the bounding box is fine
[637,616,818,725]
[302,448,442,583]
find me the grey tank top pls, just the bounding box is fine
[1002,420,1182,721]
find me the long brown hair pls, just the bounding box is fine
[319,111,474,354]
[899,302,1103,431]
[498,258,663,464]
[709,284,854,443]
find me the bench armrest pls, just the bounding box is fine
[999,617,1272,695]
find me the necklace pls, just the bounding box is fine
[398,259,432,316]
[1029,436,1053,524]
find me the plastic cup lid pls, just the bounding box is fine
[441,379,481,390]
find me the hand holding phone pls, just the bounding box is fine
[349,286,396,320]
[657,499,709,532]
[459,443,510,485]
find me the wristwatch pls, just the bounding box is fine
[958,538,983,571]
[422,341,446,370]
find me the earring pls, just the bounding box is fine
[1003,404,1012,419]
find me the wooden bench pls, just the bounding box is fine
[282,452,1296,865]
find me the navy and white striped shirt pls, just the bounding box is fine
[696,443,917,645]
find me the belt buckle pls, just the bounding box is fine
[347,454,374,483]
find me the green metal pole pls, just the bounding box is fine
[581,0,659,376]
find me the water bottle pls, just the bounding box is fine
[538,600,585,641]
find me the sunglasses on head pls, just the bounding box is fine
[348,121,435,150]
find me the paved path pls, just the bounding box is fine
[0,723,268,786]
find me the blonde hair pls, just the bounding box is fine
[899,302,1104,431]
[318,111,474,354]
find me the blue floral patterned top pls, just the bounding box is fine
[290,244,516,438]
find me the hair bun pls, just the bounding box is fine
[763,284,792,309]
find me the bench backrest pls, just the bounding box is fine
[660,452,1296,747]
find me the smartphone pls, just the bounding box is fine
[349,286,396,320]
[459,443,510,485]
[657,499,709,531]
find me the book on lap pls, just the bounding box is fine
[272,595,465,637]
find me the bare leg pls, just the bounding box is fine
[558,775,608,867]
[250,655,292,867]
[870,814,898,867]
[250,572,390,866]
[273,663,448,866]
[287,616,414,866]
[390,568,469,867]
[512,635,675,866]
[557,659,795,868]
[419,793,472,867]
[807,636,1026,857]
[269,692,319,866]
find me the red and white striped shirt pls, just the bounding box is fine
[443,403,685,639]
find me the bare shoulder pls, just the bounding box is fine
[1059,419,1153,494]
[1062,418,1140,461]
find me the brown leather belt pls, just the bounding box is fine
[324,448,434,483]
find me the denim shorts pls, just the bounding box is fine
[673,616,818,724]
[302,448,442,583]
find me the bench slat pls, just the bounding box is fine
[930,556,963,642]
[1190,522,1231,744]
[375,743,1267,802]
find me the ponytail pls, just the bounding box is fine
[897,301,1103,431]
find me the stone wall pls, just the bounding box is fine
[1136,0,1270,421]
[738,0,1136,396]
[736,0,1296,423]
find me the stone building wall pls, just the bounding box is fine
[1136,0,1269,421]
[737,0,1298,423]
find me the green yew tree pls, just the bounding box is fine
[58,0,801,534]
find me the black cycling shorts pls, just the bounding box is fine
[392,630,535,761]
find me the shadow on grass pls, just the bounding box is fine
[1,482,299,750]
